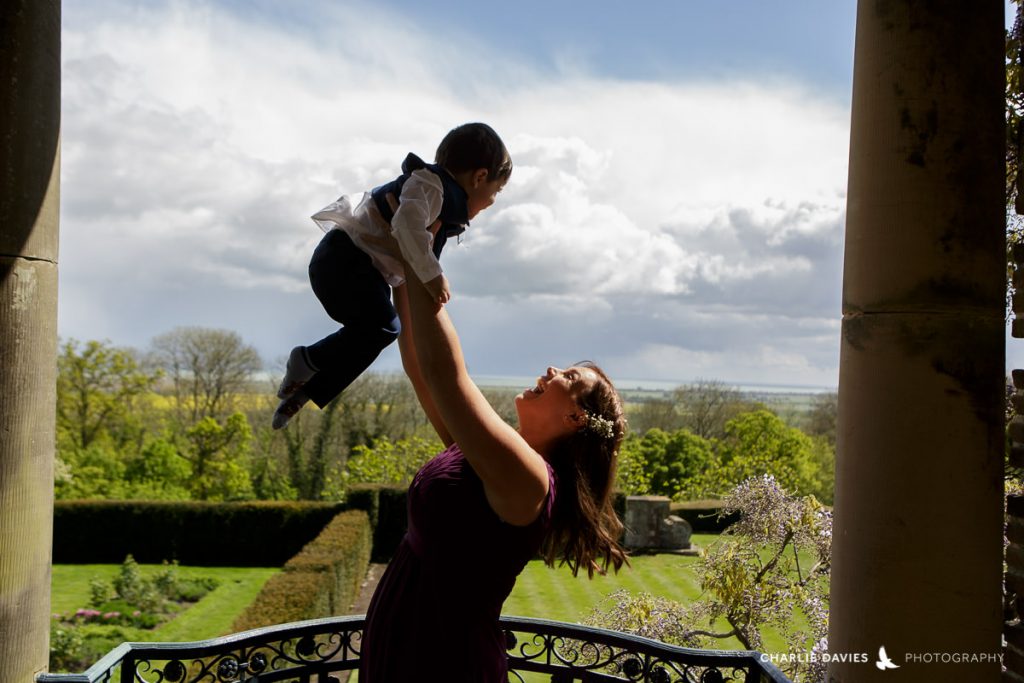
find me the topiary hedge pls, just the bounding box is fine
[53,501,346,566]
[231,510,372,632]
[345,484,408,562]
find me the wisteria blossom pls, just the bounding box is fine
[585,476,831,682]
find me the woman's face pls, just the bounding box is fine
[515,365,599,442]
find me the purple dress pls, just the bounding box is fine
[359,443,556,682]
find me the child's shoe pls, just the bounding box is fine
[272,390,309,430]
[277,346,317,399]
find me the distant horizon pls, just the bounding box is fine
[245,368,837,394]
[470,373,837,394]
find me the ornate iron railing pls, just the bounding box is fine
[36,615,791,683]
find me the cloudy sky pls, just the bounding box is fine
[57,0,1017,390]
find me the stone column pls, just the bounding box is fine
[0,2,61,681]
[830,2,1004,681]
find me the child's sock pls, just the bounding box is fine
[277,346,318,399]
[272,389,309,430]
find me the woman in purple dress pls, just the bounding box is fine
[357,229,629,682]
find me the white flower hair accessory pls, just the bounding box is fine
[583,412,616,439]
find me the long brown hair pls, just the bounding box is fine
[540,361,629,578]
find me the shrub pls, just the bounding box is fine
[231,510,372,633]
[586,475,831,683]
[49,621,87,673]
[53,500,347,566]
[346,484,408,562]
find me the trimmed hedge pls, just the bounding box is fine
[53,501,346,566]
[345,484,408,562]
[231,510,372,632]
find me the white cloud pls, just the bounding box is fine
[59,0,851,386]
[608,342,839,388]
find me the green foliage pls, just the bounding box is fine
[654,429,715,499]
[49,620,87,673]
[343,484,409,562]
[615,411,833,503]
[53,500,347,566]
[585,477,831,682]
[50,558,227,673]
[123,438,192,500]
[55,437,193,502]
[341,435,443,489]
[808,393,837,441]
[88,578,111,607]
[618,429,714,498]
[78,556,220,620]
[183,413,255,501]
[231,510,372,632]
[615,435,652,495]
[57,338,161,451]
[55,442,129,499]
[111,555,155,610]
[273,372,434,500]
[707,411,820,499]
[52,564,278,649]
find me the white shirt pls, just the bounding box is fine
[311,169,445,287]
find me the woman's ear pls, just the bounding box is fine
[564,412,586,431]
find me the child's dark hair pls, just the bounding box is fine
[435,122,513,182]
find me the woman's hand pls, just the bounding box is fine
[422,273,451,306]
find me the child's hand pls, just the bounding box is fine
[423,273,451,306]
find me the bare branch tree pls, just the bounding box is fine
[150,326,262,424]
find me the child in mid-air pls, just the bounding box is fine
[272,122,512,429]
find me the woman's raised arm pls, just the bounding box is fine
[402,267,550,527]
[393,283,453,447]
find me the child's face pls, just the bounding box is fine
[465,171,508,220]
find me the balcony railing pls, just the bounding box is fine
[36,614,792,683]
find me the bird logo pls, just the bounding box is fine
[875,646,900,670]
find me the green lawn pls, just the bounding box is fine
[57,534,817,679]
[505,533,811,654]
[52,564,278,641]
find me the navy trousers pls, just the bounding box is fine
[303,229,401,408]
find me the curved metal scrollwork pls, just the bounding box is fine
[36,614,790,683]
[501,617,791,683]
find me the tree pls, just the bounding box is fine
[182,412,254,501]
[674,379,753,440]
[701,410,819,498]
[122,438,192,500]
[336,372,427,449]
[54,443,129,500]
[56,339,160,451]
[150,327,262,424]
[628,397,683,435]
[804,392,838,444]
[616,435,652,495]
[267,372,431,500]
[342,435,442,488]
[585,475,831,683]
[619,428,715,499]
